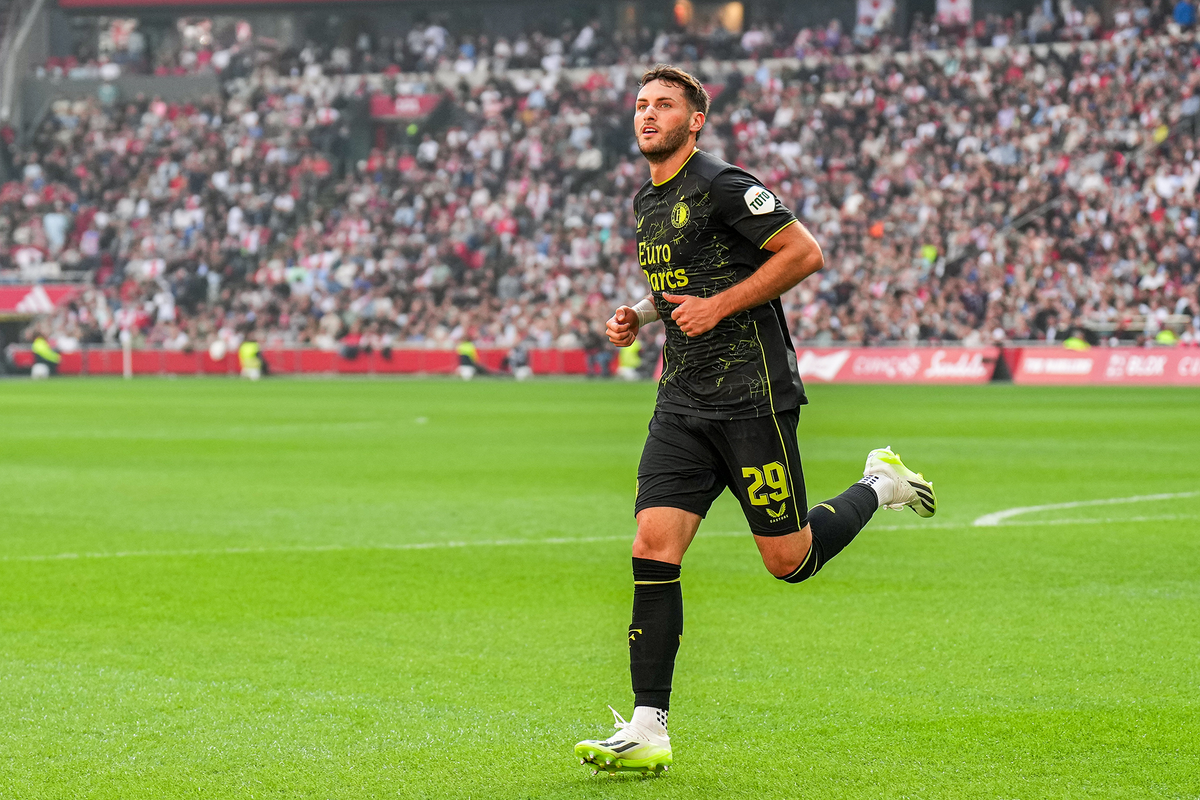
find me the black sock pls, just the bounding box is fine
[780,483,877,583]
[629,557,683,710]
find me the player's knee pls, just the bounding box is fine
[762,550,800,578]
[774,542,822,584]
[632,531,675,563]
[757,527,814,580]
[632,508,698,563]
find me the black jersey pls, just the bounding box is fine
[634,149,807,420]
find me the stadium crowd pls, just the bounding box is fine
[6,19,1200,355]
[39,0,1192,80]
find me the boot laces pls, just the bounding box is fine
[607,705,630,731]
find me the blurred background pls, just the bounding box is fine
[1,0,1198,384]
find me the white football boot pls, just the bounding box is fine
[575,706,672,776]
[864,446,937,517]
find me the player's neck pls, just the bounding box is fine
[646,145,699,186]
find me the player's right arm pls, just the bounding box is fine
[607,296,658,347]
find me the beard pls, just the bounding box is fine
[637,119,693,164]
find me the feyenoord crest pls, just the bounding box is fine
[743,186,776,215]
[671,202,690,228]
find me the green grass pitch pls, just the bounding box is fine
[1,378,1198,799]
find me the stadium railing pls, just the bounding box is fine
[8,343,1198,385]
[5,345,616,377]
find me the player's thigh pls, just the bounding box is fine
[713,409,809,538]
[634,412,724,563]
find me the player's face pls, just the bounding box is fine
[635,80,701,163]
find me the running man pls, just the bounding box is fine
[574,65,937,776]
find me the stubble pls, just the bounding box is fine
[638,118,693,164]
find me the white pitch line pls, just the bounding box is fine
[1,524,961,564]
[2,511,1191,565]
[987,513,1196,527]
[972,492,1200,527]
[0,534,640,563]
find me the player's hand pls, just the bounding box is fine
[606,306,640,347]
[662,293,724,337]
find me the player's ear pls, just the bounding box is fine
[690,111,705,135]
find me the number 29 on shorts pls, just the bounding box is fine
[741,461,790,506]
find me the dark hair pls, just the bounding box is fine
[639,63,711,120]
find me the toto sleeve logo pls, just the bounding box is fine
[743,186,776,215]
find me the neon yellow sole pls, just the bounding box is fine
[575,743,671,776]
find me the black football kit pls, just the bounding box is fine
[623,149,884,718]
[634,148,805,420]
[631,149,808,535]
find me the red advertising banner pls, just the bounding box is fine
[1012,347,1200,385]
[6,347,613,376]
[369,94,444,121]
[14,344,1199,385]
[795,347,999,383]
[0,285,81,314]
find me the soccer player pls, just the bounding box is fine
[574,65,938,776]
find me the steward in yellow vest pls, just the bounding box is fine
[617,338,644,380]
[32,335,61,367]
[239,339,269,379]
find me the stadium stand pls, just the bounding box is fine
[32,2,1182,79]
[2,4,1199,360]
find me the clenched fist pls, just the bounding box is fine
[606,306,640,347]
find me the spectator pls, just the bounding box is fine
[582,321,611,378]
[1174,0,1196,28]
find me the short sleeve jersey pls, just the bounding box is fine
[633,149,807,420]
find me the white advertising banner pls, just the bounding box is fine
[936,0,973,25]
[857,0,896,30]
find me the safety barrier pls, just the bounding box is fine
[5,346,614,376]
[8,345,1199,385]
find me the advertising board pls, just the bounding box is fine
[795,347,999,383]
[1012,348,1200,385]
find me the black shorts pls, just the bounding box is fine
[634,409,808,536]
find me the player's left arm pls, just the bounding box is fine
[663,220,824,338]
